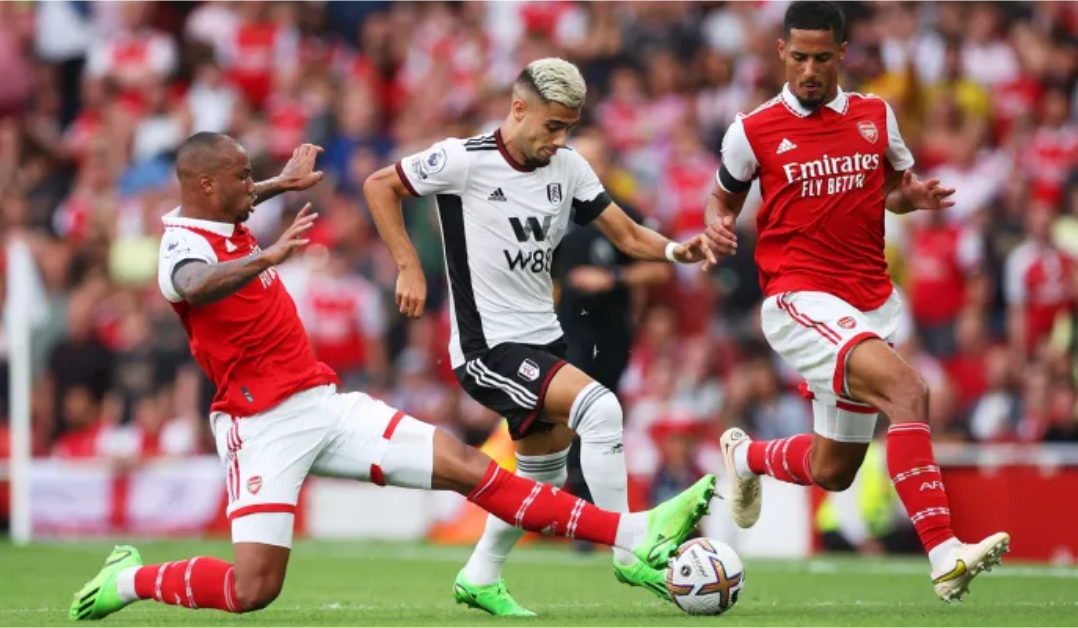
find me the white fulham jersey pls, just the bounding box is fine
[396,129,611,368]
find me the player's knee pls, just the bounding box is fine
[431,428,494,494]
[234,573,283,612]
[810,459,858,492]
[569,383,623,443]
[514,447,569,487]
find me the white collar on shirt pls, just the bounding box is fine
[780,83,849,117]
[162,207,236,237]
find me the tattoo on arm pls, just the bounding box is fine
[172,256,272,306]
[252,177,288,206]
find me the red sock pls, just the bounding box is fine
[134,557,240,612]
[887,423,955,553]
[468,461,619,545]
[746,434,814,486]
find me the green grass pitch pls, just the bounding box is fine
[1,540,1075,626]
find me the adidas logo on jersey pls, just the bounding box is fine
[777,138,798,155]
[488,188,507,202]
[225,240,238,252]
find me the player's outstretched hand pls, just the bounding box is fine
[673,234,718,267]
[702,214,738,271]
[280,144,325,192]
[397,265,427,318]
[902,170,955,211]
[263,203,317,266]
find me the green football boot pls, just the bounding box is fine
[613,559,672,602]
[632,474,717,570]
[453,571,537,617]
[69,545,143,621]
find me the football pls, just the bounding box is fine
[665,538,745,616]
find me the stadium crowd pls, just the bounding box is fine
[1,1,1077,501]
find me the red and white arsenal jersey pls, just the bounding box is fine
[218,22,298,109]
[157,209,338,418]
[718,85,915,311]
[1004,239,1076,352]
[85,29,177,85]
[300,274,385,374]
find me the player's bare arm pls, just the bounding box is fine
[702,182,747,271]
[172,204,318,306]
[251,144,326,206]
[883,170,956,215]
[363,165,427,318]
[592,202,716,266]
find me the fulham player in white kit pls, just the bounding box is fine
[68,132,718,620]
[702,0,1008,604]
[364,58,717,616]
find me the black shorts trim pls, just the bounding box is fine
[455,339,568,440]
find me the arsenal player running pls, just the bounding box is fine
[702,1,1008,603]
[67,132,716,621]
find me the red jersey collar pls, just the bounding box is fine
[780,83,849,117]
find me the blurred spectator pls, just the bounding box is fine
[906,207,984,357]
[51,385,104,458]
[1005,204,1076,356]
[968,346,1021,442]
[648,417,708,506]
[85,2,177,101]
[297,246,388,389]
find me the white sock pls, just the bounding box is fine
[614,512,648,552]
[460,448,569,586]
[571,382,637,567]
[115,566,140,603]
[928,537,961,572]
[733,440,755,480]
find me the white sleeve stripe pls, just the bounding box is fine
[719,117,759,185]
[884,101,915,171]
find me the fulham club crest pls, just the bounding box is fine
[547,183,563,206]
[858,121,878,144]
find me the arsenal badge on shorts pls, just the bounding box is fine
[837,316,857,329]
[247,476,262,495]
[858,121,878,144]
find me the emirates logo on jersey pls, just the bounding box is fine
[782,153,881,198]
[858,121,878,144]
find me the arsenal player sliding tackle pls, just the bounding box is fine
[67,132,717,620]
[702,1,1008,604]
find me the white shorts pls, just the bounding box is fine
[760,290,904,443]
[211,384,436,547]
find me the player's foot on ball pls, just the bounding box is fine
[634,474,717,570]
[613,559,672,602]
[720,428,762,529]
[932,532,1011,603]
[69,545,143,621]
[452,571,537,617]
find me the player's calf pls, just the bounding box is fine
[232,543,289,612]
[807,438,867,492]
